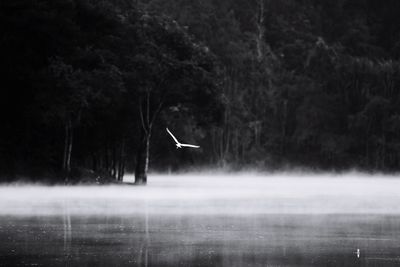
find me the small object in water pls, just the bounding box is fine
[355,248,360,258]
[166,128,200,149]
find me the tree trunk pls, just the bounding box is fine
[280,99,288,155]
[256,0,265,62]
[104,142,109,175]
[62,118,73,181]
[135,88,163,185]
[135,131,151,185]
[66,119,73,173]
[91,152,98,172]
[112,146,117,179]
[62,124,68,172]
[117,140,125,182]
[118,159,125,182]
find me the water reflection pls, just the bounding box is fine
[0,175,400,266]
[1,213,399,266]
[63,200,72,264]
[138,201,150,267]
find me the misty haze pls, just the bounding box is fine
[1,174,400,266]
[2,0,400,266]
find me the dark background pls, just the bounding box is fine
[1,0,400,182]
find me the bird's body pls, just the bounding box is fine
[166,128,200,149]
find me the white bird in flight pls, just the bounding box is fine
[166,128,200,149]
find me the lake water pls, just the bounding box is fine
[1,173,400,266]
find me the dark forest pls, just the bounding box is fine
[2,0,400,183]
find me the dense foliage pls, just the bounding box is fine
[0,0,220,183]
[142,0,400,171]
[1,0,400,183]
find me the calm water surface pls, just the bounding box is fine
[0,174,400,266]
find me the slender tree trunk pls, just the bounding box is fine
[62,118,73,181]
[135,88,164,185]
[92,152,97,172]
[365,120,371,167]
[234,129,239,162]
[118,159,125,182]
[135,130,151,185]
[104,141,109,175]
[112,146,117,179]
[280,99,288,155]
[66,119,73,173]
[256,0,265,62]
[62,124,68,172]
[117,140,125,182]
[211,127,219,163]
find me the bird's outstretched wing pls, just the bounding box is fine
[166,128,179,144]
[180,143,200,148]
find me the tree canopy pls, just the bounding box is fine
[0,0,220,182]
[2,0,400,183]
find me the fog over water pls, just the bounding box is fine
[1,173,400,266]
[1,173,400,216]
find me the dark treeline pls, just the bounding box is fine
[0,0,220,183]
[1,0,400,183]
[143,0,400,171]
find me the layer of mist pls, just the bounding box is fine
[1,173,400,216]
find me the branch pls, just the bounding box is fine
[139,99,148,134]
[150,100,164,128]
[146,88,150,127]
[147,74,168,129]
